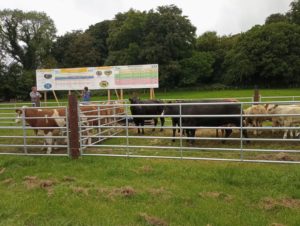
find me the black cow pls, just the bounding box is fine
[129,97,165,134]
[164,101,248,144]
[164,99,239,142]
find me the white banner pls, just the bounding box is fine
[36,64,159,91]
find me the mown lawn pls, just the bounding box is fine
[0,156,300,226]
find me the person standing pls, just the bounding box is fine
[81,87,91,103]
[30,86,42,107]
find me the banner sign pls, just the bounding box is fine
[36,64,159,91]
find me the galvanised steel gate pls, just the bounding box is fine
[1,94,300,164]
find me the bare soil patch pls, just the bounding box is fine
[0,167,5,174]
[260,197,300,210]
[139,212,168,226]
[199,192,233,201]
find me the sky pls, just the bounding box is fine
[0,0,293,36]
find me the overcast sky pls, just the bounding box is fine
[0,0,293,36]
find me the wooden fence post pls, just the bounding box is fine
[68,94,80,159]
[253,86,260,103]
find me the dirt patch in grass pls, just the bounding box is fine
[62,176,76,182]
[72,187,89,196]
[139,212,168,226]
[260,197,300,210]
[97,186,136,200]
[256,152,299,161]
[148,187,167,196]
[0,167,5,174]
[270,223,287,226]
[1,178,14,185]
[199,192,233,201]
[109,186,136,198]
[134,165,153,174]
[23,176,57,196]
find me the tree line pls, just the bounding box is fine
[0,1,300,100]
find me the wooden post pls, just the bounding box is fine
[114,89,120,100]
[44,91,47,107]
[150,88,155,99]
[52,90,60,106]
[253,86,260,103]
[68,94,80,159]
[107,89,111,102]
[120,89,124,101]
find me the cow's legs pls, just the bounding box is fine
[242,129,250,143]
[172,119,176,142]
[141,120,145,135]
[160,117,165,131]
[253,120,258,136]
[152,118,158,131]
[190,129,196,145]
[45,131,53,154]
[222,129,232,144]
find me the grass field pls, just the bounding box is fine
[0,156,300,226]
[1,89,300,225]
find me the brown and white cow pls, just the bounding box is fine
[15,107,67,154]
[79,102,125,143]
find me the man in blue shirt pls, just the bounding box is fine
[82,87,91,103]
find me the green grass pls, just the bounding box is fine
[0,156,300,226]
[1,88,300,225]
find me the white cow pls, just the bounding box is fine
[265,104,300,139]
[244,105,268,135]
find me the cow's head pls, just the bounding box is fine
[266,104,278,114]
[129,96,140,104]
[15,108,24,123]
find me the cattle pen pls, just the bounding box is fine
[0,95,300,164]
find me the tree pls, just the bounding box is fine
[0,9,56,70]
[265,13,287,24]
[288,0,300,24]
[52,31,100,67]
[223,22,300,87]
[86,20,112,65]
[105,5,196,87]
[179,52,215,86]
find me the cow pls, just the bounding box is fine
[243,105,268,136]
[265,104,300,139]
[15,107,67,154]
[163,102,249,144]
[164,99,240,142]
[79,101,126,143]
[129,97,165,134]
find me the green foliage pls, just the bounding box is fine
[265,13,288,24]
[86,20,112,65]
[180,52,215,86]
[105,5,197,85]
[223,22,300,87]
[52,31,100,67]
[0,9,56,70]
[288,0,300,24]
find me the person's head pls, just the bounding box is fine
[31,86,37,92]
[84,87,88,92]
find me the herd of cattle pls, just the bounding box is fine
[13,97,300,153]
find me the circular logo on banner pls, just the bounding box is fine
[44,74,52,79]
[44,83,52,89]
[96,71,102,76]
[99,81,109,88]
[104,70,112,76]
